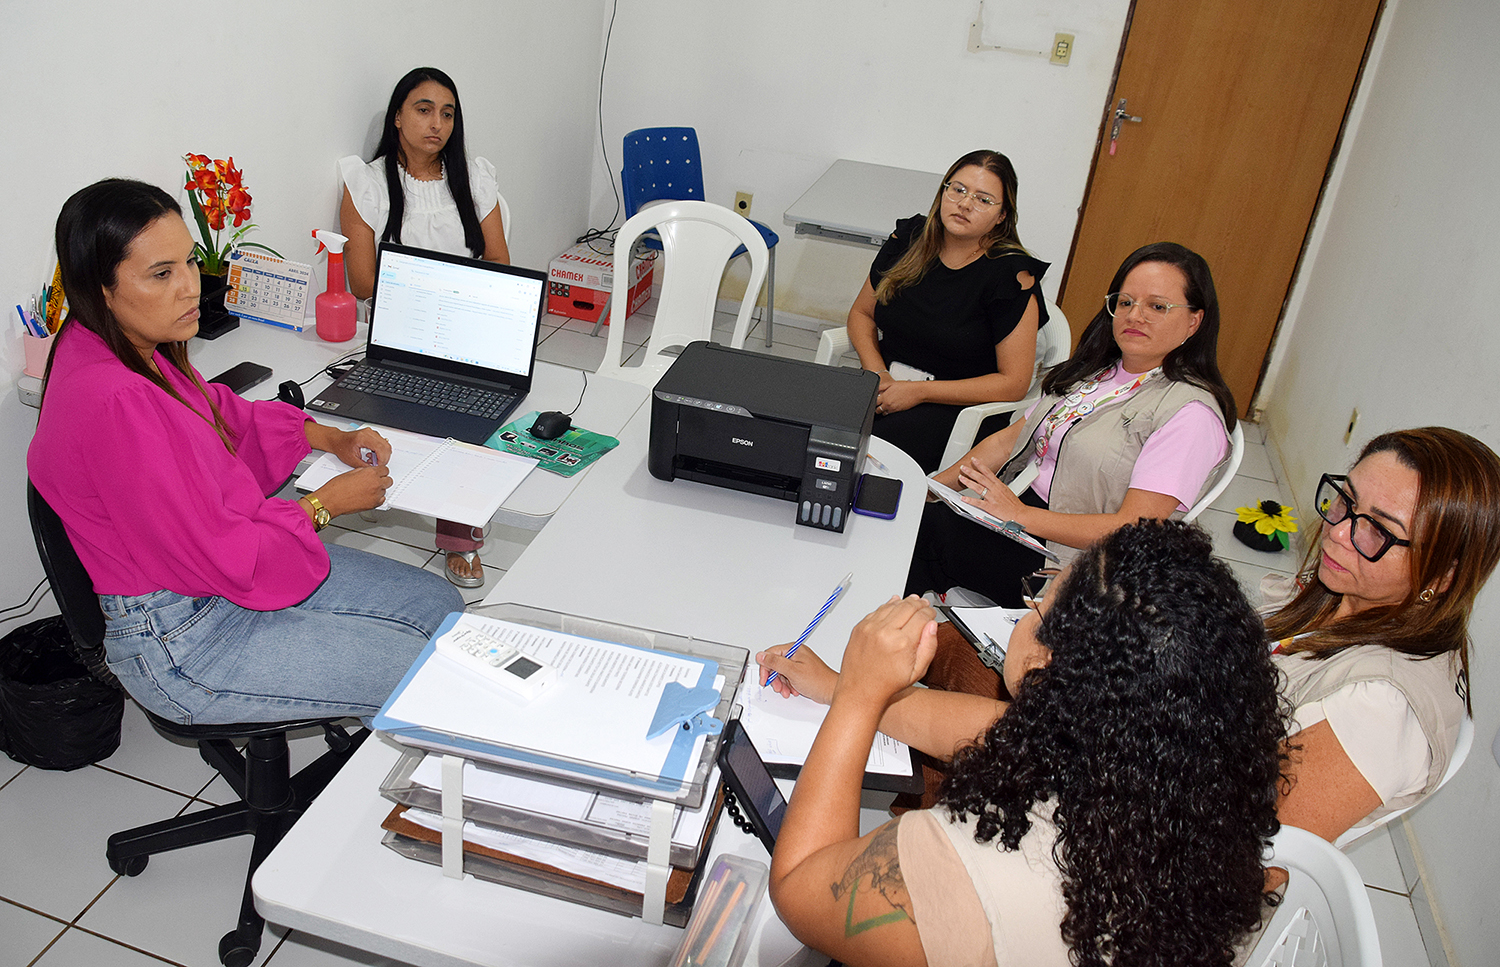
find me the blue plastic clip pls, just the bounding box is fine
[647,681,722,740]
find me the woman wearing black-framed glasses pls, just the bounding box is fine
[1268,427,1500,848]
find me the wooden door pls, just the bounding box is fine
[1059,0,1382,416]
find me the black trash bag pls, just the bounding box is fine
[0,616,124,770]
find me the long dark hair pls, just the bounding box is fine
[1267,427,1500,710]
[941,520,1287,966]
[46,178,236,451]
[874,149,1029,304]
[372,67,484,258]
[1044,242,1235,428]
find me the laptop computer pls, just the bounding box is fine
[306,242,546,445]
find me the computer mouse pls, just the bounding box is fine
[529,411,573,440]
[277,380,305,409]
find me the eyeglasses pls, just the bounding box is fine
[1105,293,1198,324]
[1314,474,1412,562]
[943,181,1001,210]
[1020,570,1059,610]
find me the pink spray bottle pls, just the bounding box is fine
[311,229,356,342]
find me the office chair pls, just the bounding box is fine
[1245,824,1383,967]
[621,127,779,346]
[27,482,366,967]
[814,298,1072,470]
[598,200,768,387]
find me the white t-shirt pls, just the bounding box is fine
[338,154,498,256]
[1290,681,1431,811]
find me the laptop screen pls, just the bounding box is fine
[370,244,544,379]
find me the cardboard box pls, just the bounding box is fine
[547,242,655,325]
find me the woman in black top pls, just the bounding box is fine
[846,149,1050,472]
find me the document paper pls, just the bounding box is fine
[382,614,713,781]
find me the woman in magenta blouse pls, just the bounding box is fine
[27,178,462,725]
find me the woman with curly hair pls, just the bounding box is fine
[1270,427,1500,844]
[765,521,1286,966]
[846,149,1051,473]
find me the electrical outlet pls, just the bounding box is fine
[1050,33,1074,66]
[1344,408,1359,446]
[734,192,753,219]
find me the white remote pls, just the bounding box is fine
[435,627,557,702]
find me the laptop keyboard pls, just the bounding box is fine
[340,366,516,420]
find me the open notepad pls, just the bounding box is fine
[295,426,538,528]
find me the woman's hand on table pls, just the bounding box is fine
[756,643,838,704]
[958,459,1028,522]
[834,595,939,708]
[311,464,392,517]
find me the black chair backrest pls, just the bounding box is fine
[27,481,115,684]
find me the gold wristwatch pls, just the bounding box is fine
[304,495,331,532]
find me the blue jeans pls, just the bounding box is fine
[99,544,464,724]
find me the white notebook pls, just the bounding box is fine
[295,426,538,527]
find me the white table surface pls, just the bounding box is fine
[189,319,649,527]
[782,159,943,248]
[253,408,928,967]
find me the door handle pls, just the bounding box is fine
[1109,98,1143,155]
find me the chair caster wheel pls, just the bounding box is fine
[108,853,148,877]
[219,928,260,967]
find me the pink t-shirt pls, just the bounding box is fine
[27,324,325,610]
[1028,368,1228,511]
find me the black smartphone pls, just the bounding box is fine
[853,473,902,519]
[718,718,787,853]
[208,361,273,395]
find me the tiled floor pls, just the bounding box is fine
[0,306,1433,966]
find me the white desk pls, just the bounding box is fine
[60,319,650,530]
[782,159,943,248]
[253,410,929,967]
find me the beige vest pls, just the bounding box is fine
[999,374,1229,562]
[1276,646,1463,822]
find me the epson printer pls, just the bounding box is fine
[649,342,878,533]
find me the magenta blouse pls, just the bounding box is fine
[28,324,327,610]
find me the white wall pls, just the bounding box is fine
[0,0,607,638]
[1260,0,1500,961]
[588,0,1131,321]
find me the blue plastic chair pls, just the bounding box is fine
[621,127,778,346]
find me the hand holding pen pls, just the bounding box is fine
[764,572,851,688]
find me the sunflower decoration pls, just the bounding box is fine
[1233,499,1298,552]
[182,153,281,276]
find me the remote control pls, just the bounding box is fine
[435,627,557,702]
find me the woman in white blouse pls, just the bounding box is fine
[339,66,509,587]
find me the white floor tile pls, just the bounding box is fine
[93,701,218,798]
[1236,440,1277,483]
[536,326,612,372]
[1239,419,1266,445]
[78,800,286,967]
[0,765,190,919]
[756,319,823,353]
[1367,887,1430,967]
[324,509,445,556]
[31,926,178,967]
[1345,827,1408,894]
[754,340,820,364]
[0,899,68,967]
[1207,472,1297,518]
[0,755,26,788]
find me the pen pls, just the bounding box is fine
[765,571,852,686]
[864,451,892,476]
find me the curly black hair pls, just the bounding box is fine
[940,520,1287,966]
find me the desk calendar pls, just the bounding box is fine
[226,249,313,331]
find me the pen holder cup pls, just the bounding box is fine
[22,332,55,379]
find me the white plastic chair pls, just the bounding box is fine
[1245,825,1383,967]
[814,299,1070,471]
[1182,422,1245,522]
[598,200,768,386]
[1333,714,1473,849]
[496,191,512,244]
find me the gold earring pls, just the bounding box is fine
[1419,588,1436,603]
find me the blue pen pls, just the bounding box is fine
[765,571,853,687]
[17,305,41,337]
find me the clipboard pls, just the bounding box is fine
[373,605,749,807]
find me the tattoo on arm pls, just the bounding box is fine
[830,822,912,937]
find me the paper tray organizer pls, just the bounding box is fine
[379,747,716,868]
[371,603,751,924]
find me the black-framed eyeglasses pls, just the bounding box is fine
[1314,474,1412,562]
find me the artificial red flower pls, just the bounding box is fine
[226,187,253,227]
